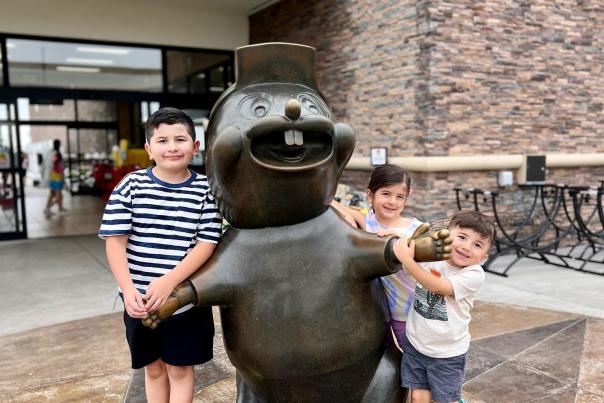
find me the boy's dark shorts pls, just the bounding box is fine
[123,306,215,369]
[401,333,466,402]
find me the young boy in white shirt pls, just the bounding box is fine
[393,210,495,403]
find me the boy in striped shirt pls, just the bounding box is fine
[99,108,222,402]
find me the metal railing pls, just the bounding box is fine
[453,183,604,277]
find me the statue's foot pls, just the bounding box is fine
[236,372,267,403]
[361,348,403,403]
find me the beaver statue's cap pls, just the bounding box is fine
[235,42,319,91]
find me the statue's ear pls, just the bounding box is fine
[334,122,356,173]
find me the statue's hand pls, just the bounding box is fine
[142,281,197,329]
[409,223,453,262]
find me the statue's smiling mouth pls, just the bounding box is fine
[247,116,334,170]
[251,130,331,167]
[268,143,307,163]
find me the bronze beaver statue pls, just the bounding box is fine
[144,42,451,402]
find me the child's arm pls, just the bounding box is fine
[393,237,455,297]
[376,229,402,238]
[143,241,217,313]
[330,199,364,228]
[106,235,147,318]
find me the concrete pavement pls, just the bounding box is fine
[2,235,604,402]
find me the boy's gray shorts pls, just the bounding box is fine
[401,333,466,402]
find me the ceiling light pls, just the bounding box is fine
[66,57,114,65]
[56,66,101,73]
[76,46,130,55]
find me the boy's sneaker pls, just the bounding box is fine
[458,399,468,403]
[43,208,52,217]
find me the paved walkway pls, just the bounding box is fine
[24,184,107,239]
[1,235,603,402]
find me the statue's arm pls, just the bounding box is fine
[143,241,234,329]
[348,230,401,280]
[349,224,452,280]
[188,253,234,307]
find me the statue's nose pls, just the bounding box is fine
[285,99,301,120]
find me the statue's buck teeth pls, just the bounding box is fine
[284,129,304,146]
[284,129,295,145]
[293,130,303,145]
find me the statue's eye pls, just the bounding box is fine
[238,94,272,119]
[253,103,267,117]
[299,93,330,118]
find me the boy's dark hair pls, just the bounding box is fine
[144,107,196,143]
[367,164,411,194]
[448,210,496,246]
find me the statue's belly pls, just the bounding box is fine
[220,279,386,378]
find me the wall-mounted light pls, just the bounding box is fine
[370,147,388,166]
[497,171,513,187]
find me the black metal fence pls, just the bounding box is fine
[453,182,604,277]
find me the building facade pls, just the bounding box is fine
[250,0,604,220]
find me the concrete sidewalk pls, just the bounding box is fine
[0,235,120,337]
[1,235,603,402]
[478,252,604,319]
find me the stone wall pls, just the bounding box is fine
[250,0,428,157]
[428,0,604,156]
[250,0,604,222]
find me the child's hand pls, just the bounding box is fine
[142,282,197,329]
[123,287,147,318]
[393,236,415,263]
[343,214,359,228]
[144,276,176,313]
[376,229,400,238]
[330,200,359,228]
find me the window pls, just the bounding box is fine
[17,98,76,121]
[75,100,116,122]
[140,101,161,123]
[0,40,6,86]
[7,39,162,91]
[166,50,232,94]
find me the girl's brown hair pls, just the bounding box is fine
[367,164,411,194]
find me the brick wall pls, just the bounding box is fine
[250,0,429,157]
[250,0,604,222]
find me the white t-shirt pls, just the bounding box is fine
[405,260,484,358]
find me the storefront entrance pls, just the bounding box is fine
[0,98,26,240]
[17,97,153,238]
[0,33,233,239]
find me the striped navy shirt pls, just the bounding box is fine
[99,168,222,313]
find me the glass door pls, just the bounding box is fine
[0,99,27,239]
[67,126,117,195]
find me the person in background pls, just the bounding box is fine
[43,139,66,217]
